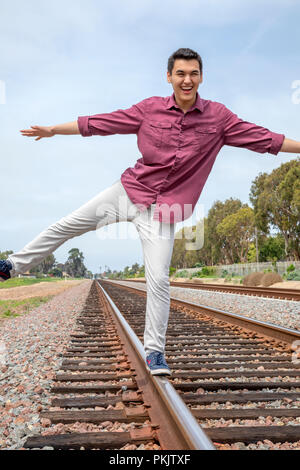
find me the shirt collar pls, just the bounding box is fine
[166,92,204,112]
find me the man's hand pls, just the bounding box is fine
[20,121,80,140]
[20,125,55,141]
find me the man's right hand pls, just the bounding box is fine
[20,121,80,139]
[20,125,55,141]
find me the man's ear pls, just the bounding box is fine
[167,71,172,83]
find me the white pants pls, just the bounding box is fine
[8,180,176,356]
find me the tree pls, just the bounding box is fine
[49,267,63,278]
[65,248,87,278]
[0,250,13,260]
[30,254,56,276]
[123,266,130,277]
[247,243,257,263]
[131,263,140,275]
[40,254,56,274]
[206,199,246,265]
[171,230,188,268]
[250,158,300,260]
[259,234,286,262]
[216,207,255,263]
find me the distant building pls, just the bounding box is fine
[18,272,36,278]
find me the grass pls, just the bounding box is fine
[0,296,53,320]
[0,277,80,289]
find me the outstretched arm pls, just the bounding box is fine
[20,121,80,141]
[279,137,300,153]
[222,106,285,155]
[20,98,148,141]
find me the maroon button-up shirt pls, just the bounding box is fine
[77,93,285,223]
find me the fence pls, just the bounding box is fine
[176,261,300,277]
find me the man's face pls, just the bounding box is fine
[167,59,203,105]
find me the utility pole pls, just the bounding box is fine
[255,226,259,264]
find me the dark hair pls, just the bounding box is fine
[167,48,203,75]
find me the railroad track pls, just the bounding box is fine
[124,279,300,301]
[24,281,213,450]
[97,280,300,450]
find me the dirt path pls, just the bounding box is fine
[0,280,88,300]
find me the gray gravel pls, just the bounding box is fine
[1,278,299,450]
[0,280,92,450]
[111,280,300,450]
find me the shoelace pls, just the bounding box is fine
[156,353,167,367]
[148,352,168,367]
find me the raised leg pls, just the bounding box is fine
[8,180,138,275]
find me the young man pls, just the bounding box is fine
[1,48,299,375]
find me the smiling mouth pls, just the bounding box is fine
[181,87,193,94]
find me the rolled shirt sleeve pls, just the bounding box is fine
[222,106,285,155]
[77,98,148,137]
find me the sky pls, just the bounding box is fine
[1,0,299,274]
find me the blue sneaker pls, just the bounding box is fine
[0,260,13,282]
[146,351,171,376]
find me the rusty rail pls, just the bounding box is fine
[98,281,215,450]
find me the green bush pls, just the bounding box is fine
[169,266,176,276]
[287,270,300,281]
[191,267,217,278]
[175,270,189,278]
[220,269,228,278]
[191,270,204,278]
[201,266,216,276]
[287,264,296,273]
[193,262,205,268]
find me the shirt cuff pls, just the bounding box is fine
[269,132,285,155]
[77,116,92,137]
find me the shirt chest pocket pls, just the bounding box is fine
[193,126,217,147]
[147,120,172,148]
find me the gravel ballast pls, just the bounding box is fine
[0,280,92,450]
[110,280,300,450]
[1,278,299,450]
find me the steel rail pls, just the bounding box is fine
[123,278,300,301]
[104,280,300,347]
[97,281,215,450]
